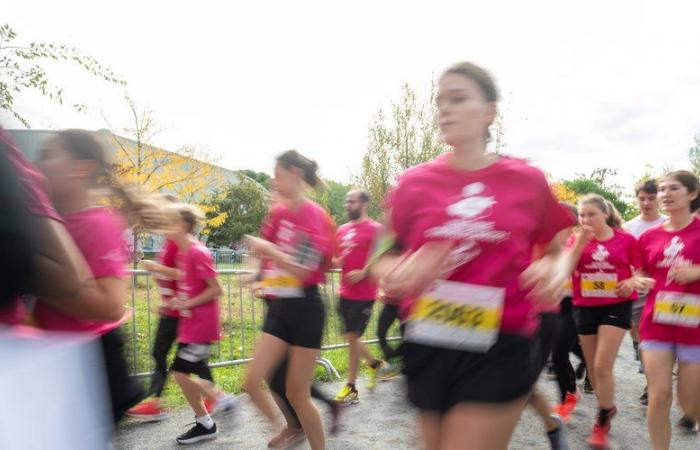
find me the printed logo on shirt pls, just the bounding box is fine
[584,244,614,270]
[658,236,691,269]
[339,227,357,259]
[425,182,510,272]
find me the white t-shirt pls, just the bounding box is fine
[623,214,667,238]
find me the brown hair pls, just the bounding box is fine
[173,203,204,234]
[578,194,622,228]
[664,170,700,212]
[441,62,500,142]
[55,129,170,231]
[349,188,370,204]
[635,179,659,196]
[276,150,321,188]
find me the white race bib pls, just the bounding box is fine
[581,273,618,297]
[406,280,505,352]
[653,291,700,327]
[263,268,304,298]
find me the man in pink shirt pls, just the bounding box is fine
[333,189,385,405]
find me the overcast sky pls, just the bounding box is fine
[4,0,700,194]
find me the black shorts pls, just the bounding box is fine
[170,343,212,375]
[573,302,632,335]
[338,298,375,335]
[263,286,325,349]
[402,334,537,413]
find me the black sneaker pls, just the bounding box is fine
[676,415,697,434]
[583,377,594,394]
[547,414,570,450]
[176,422,218,445]
[639,386,648,406]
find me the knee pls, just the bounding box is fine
[648,386,673,411]
[285,385,310,408]
[172,371,188,384]
[593,361,614,381]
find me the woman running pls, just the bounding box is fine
[569,194,641,448]
[243,150,334,450]
[375,62,575,450]
[637,171,700,450]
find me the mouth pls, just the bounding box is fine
[439,121,457,129]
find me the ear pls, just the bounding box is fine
[485,102,498,127]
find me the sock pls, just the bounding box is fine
[347,383,356,391]
[369,360,381,370]
[196,414,214,429]
[597,407,616,426]
[633,341,639,351]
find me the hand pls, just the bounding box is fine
[615,278,635,298]
[574,225,594,247]
[520,254,567,307]
[170,298,192,311]
[381,241,454,298]
[142,260,158,272]
[346,269,366,285]
[251,281,265,299]
[668,265,700,285]
[632,276,656,291]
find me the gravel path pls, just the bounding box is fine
[116,336,699,449]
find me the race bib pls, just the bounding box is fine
[653,291,700,327]
[562,278,573,298]
[406,280,504,352]
[263,268,304,298]
[581,273,618,297]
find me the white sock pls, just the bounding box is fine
[196,414,214,429]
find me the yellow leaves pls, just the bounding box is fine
[551,182,579,204]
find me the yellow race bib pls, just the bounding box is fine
[581,273,618,298]
[653,291,700,328]
[263,268,304,298]
[407,280,504,352]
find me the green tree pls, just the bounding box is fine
[561,168,633,220]
[689,132,700,176]
[204,179,268,247]
[239,169,271,187]
[358,82,447,218]
[310,179,352,226]
[0,23,125,127]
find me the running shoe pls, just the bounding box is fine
[586,422,610,449]
[377,361,401,381]
[126,400,168,422]
[367,362,384,390]
[676,415,698,434]
[328,400,342,435]
[334,384,359,405]
[583,377,594,394]
[553,390,580,424]
[547,414,570,450]
[176,422,218,445]
[210,394,237,416]
[639,386,648,406]
[267,427,306,449]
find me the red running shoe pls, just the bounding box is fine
[126,400,168,422]
[553,390,580,424]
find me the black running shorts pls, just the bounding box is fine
[263,286,325,349]
[338,298,375,335]
[573,302,632,335]
[170,343,212,375]
[402,334,537,413]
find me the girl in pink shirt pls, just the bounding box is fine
[244,150,334,450]
[637,171,700,450]
[568,194,641,447]
[375,62,575,450]
[33,129,172,423]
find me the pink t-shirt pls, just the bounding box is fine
[388,154,574,336]
[571,229,641,307]
[34,208,127,335]
[156,239,179,318]
[0,128,62,326]
[261,199,334,293]
[639,218,700,345]
[337,219,382,301]
[176,241,221,344]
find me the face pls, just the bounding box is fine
[270,163,301,199]
[637,191,659,216]
[436,73,497,147]
[658,177,698,213]
[345,191,366,221]
[578,203,608,231]
[36,138,94,200]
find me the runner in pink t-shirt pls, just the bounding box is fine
[244,150,334,450]
[34,130,146,423]
[636,171,700,449]
[332,189,385,404]
[567,194,641,446]
[166,204,234,445]
[375,63,575,450]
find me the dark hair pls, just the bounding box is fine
[54,129,170,231]
[635,179,658,196]
[441,62,500,142]
[664,170,700,212]
[276,150,321,188]
[578,194,623,228]
[349,188,370,204]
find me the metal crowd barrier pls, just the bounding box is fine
[123,269,401,380]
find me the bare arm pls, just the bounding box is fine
[39,277,127,322]
[172,277,223,309]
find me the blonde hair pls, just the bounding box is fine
[578,194,622,228]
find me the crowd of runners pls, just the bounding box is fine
[1,61,699,450]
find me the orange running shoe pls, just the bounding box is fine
[553,390,580,424]
[126,400,168,422]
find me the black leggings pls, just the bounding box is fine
[551,298,585,402]
[147,315,212,398]
[377,304,400,361]
[101,329,145,423]
[268,356,334,429]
